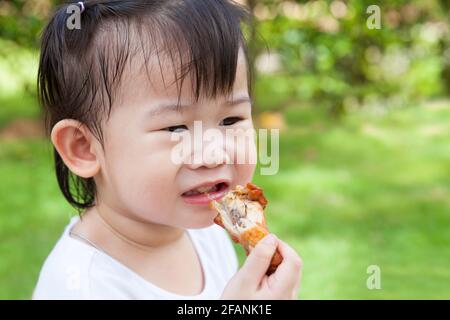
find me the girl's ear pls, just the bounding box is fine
[51,119,101,178]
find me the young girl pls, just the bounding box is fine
[33,0,302,299]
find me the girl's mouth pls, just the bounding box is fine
[181,182,229,206]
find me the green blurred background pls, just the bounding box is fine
[0,0,449,299]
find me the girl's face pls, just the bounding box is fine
[94,48,256,229]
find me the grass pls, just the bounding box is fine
[248,100,450,299]
[1,101,449,299]
[0,39,40,128]
[0,73,449,298]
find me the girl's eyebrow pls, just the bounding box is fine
[146,95,252,117]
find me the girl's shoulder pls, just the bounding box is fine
[32,216,97,299]
[33,217,239,299]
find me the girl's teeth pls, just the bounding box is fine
[184,184,220,196]
[197,186,215,193]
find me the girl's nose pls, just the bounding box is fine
[187,133,231,170]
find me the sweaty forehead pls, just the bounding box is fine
[119,46,249,108]
[87,7,250,117]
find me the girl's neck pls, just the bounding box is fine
[82,205,186,251]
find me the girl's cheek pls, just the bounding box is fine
[229,131,257,186]
[115,170,177,222]
[107,144,175,198]
[235,162,256,186]
[223,124,257,164]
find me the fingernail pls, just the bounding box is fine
[263,234,277,245]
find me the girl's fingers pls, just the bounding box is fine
[270,240,302,294]
[291,275,301,299]
[238,234,279,289]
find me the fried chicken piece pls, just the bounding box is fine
[210,183,283,275]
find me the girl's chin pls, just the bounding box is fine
[184,210,217,229]
[190,221,215,229]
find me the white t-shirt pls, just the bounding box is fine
[33,216,238,299]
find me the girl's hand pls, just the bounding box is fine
[221,234,302,300]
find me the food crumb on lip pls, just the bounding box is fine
[182,182,229,197]
[204,192,214,201]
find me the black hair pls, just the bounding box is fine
[37,0,252,213]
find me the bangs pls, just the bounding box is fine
[151,0,251,104]
[87,0,251,120]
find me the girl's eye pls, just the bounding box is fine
[163,125,188,132]
[220,117,243,126]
